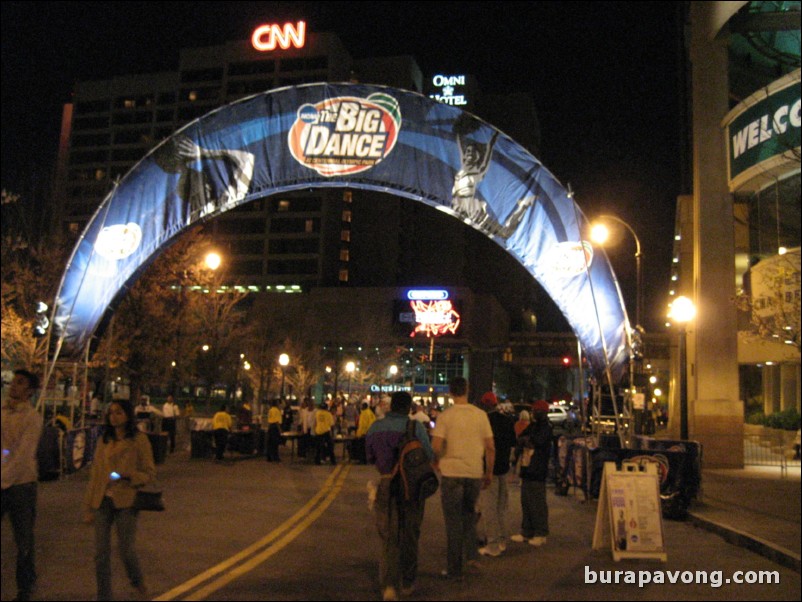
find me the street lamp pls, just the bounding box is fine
[590,215,643,329]
[205,252,222,271]
[279,353,290,401]
[668,295,696,440]
[345,361,356,398]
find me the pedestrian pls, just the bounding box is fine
[266,399,282,462]
[297,398,311,458]
[514,410,531,437]
[351,401,376,464]
[162,395,180,453]
[511,399,553,547]
[1,369,42,602]
[477,391,517,557]
[431,376,494,580]
[313,402,336,465]
[212,404,232,462]
[366,391,434,601]
[134,396,154,432]
[82,399,156,601]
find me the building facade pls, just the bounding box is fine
[674,2,800,467]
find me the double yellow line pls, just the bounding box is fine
[154,464,351,601]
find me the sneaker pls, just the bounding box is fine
[439,569,464,581]
[528,536,547,547]
[510,534,527,543]
[382,586,398,601]
[478,545,503,557]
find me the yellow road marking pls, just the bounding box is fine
[154,464,350,601]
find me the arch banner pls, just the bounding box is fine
[53,83,630,379]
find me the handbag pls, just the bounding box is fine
[134,483,165,512]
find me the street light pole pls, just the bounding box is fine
[591,215,643,329]
[279,353,290,401]
[669,296,696,441]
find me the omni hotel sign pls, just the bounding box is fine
[723,69,801,191]
[429,75,470,107]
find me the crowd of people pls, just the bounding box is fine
[3,367,558,602]
[364,378,556,601]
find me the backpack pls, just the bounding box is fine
[391,419,439,502]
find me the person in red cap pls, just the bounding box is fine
[511,399,553,547]
[477,391,517,557]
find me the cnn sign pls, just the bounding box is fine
[251,21,306,51]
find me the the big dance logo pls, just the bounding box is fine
[288,93,401,176]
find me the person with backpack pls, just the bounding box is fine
[511,399,553,547]
[366,392,434,602]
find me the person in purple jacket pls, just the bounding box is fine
[366,392,433,601]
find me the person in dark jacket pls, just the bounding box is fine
[477,391,517,557]
[511,399,553,547]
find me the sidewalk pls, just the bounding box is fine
[688,466,801,573]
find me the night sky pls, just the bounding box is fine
[1,1,684,332]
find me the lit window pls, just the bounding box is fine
[343,191,352,202]
[340,249,350,261]
[278,200,291,212]
[188,91,198,102]
[124,99,135,109]
[94,169,106,181]
[342,210,352,223]
[340,229,351,242]
[305,219,315,233]
[339,269,349,282]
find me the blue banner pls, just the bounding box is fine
[53,83,630,379]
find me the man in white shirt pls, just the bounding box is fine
[432,376,494,580]
[162,395,180,453]
[1,369,42,601]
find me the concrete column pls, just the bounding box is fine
[780,363,801,412]
[688,2,744,467]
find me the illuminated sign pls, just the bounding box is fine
[429,74,469,107]
[251,21,306,51]
[407,289,449,300]
[288,93,401,176]
[409,300,461,338]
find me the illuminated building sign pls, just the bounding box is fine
[408,300,461,338]
[429,74,469,107]
[252,21,306,51]
[406,289,449,300]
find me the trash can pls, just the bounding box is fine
[191,430,213,459]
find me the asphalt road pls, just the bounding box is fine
[2,443,800,601]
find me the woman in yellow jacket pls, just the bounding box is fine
[83,399,156,601]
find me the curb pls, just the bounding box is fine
[687,511,801,574]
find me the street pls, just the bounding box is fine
[2,446,800,601]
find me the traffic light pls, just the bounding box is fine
[33,301,49,338]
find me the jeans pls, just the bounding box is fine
[520,479,548,538]
[479,474,509,550]
[440,477,482,576]
[374,478,425,589]
[1,482,37,597]
[95,497,144,600]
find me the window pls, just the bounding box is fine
[278,200,291,212]
[305,219,315,233]
[340,229,351,242]
[340,249,350,262]
[342,210,352,223]
[339,269,349,282]
[343,191,353,202]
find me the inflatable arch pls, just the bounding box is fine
[52,83,631,380]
